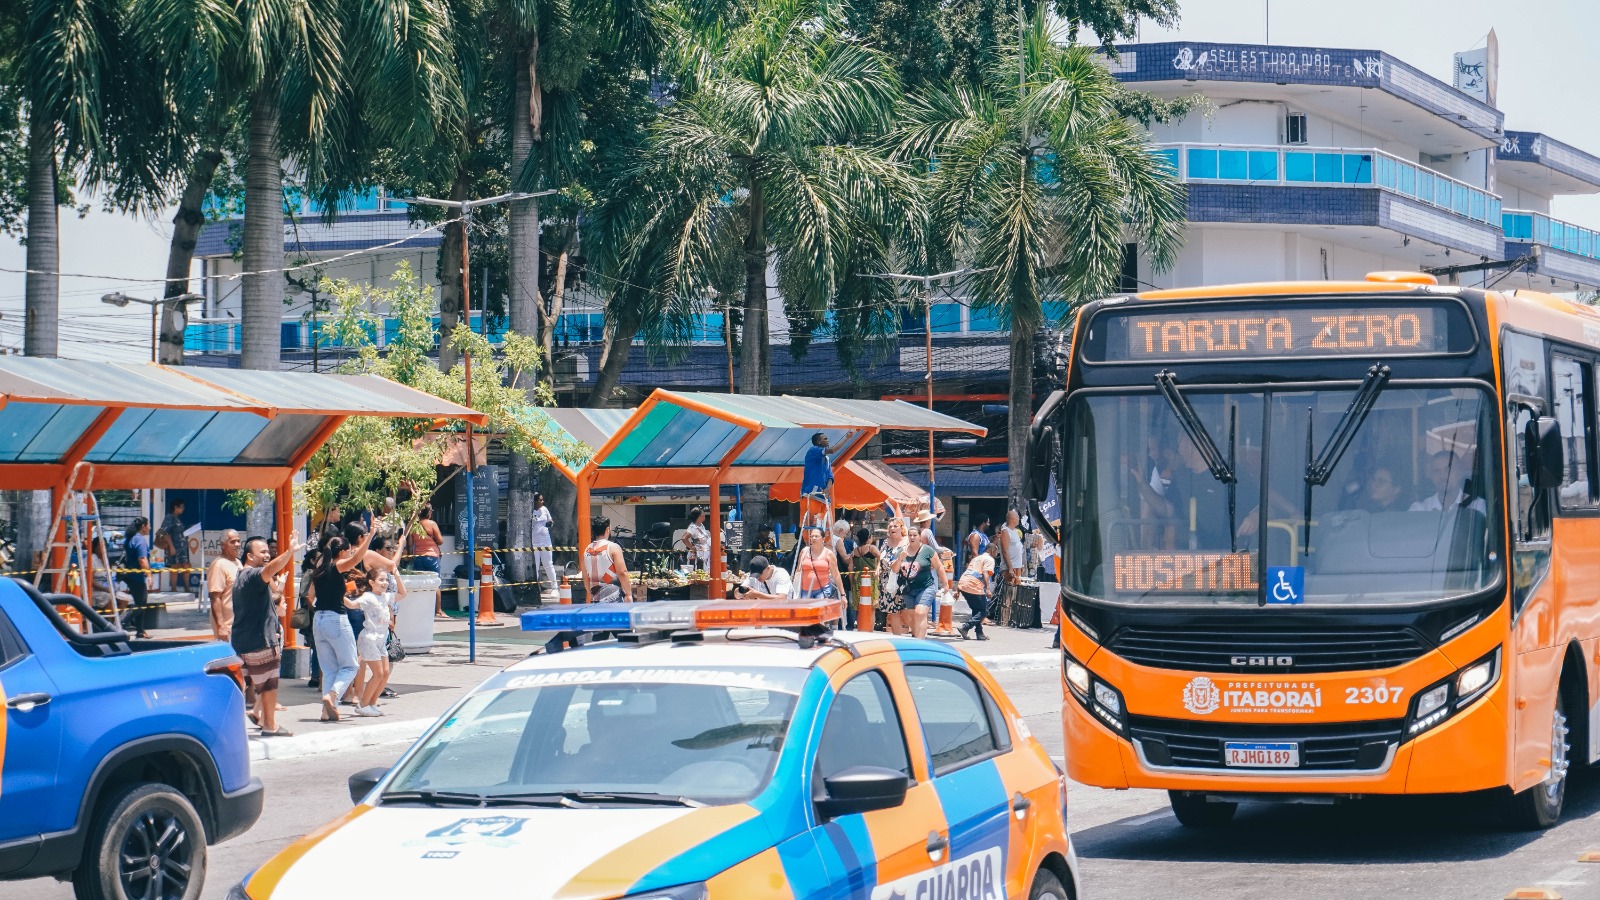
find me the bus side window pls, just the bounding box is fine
[1505,333,1552,611]
[1551,354,1599,510]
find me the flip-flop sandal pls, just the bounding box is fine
[246,710,260,726]
[259,726,294,737]
[320,697,340,722]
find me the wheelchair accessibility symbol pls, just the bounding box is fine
[1266,566,1304,605]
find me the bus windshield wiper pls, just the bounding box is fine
[1154,371,1235,485]
[1302,364,1391,554]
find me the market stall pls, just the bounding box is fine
[521,390,986,595]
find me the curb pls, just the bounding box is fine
[250,717,437,762]
[247,651,1059,761]
[971,651,1058,672]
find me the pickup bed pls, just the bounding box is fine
[0,577,262,899]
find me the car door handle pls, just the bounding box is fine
[6,692,51,711]
[1012,792,1032,816]
[926,831,948,860]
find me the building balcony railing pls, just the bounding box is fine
[183,300,1041,355]
[1152,143,1503,227]
[1503,209,1600,260]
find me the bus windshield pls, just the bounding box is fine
[1061,384,1502,606]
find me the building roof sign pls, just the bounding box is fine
[1498,130,1600,195]
[1109,42,1504,146]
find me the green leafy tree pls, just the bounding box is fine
[248,262,584,534]
[898,6,1187,509]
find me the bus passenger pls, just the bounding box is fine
[1357,467,1409,514]
[1411,451,1487,514]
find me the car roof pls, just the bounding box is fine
[492,629,969,681]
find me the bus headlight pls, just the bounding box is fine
[1065,653,1125,733]
[1406,649,1499,737]
[1066,661,1091,696]
[1455,650,1499,704]
[1094,682,1123,716]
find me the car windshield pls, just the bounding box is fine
[383,666,807,806]
[1061,384,1502,606]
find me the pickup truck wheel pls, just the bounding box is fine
[72,783,206,900]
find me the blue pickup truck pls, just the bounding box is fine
[0,577,262,899]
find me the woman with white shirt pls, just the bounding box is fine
[530,493,556,596]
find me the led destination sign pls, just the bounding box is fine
[1094,303,1465,362]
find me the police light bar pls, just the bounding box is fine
[520,598,843,634]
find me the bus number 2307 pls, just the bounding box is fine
[1345,686,1405,704]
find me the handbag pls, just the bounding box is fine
[387,632,406,662]
[290,605,312,631]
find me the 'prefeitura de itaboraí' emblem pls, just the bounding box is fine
[1183,676,1220,715]
[404,816,529,851]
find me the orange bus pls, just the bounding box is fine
[1030,271,1600,829]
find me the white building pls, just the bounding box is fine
[1109,41,1600,292]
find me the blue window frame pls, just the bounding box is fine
[1186,148,1219,180]
[1247,151,1278,181]
[1284,152,1315,182]
[1217,149,1248,181]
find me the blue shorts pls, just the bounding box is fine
[909,583,938,610]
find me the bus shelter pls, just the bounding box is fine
[0,357,486,642]
[521,389,985,592]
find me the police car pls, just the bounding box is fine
[229,597,1080,900]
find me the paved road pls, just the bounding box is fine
[9,666,1600,899]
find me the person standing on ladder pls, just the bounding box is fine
[800,433,834,529]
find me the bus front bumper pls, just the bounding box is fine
[1063,686,1509,796]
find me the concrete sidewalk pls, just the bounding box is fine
[142,596,1060,761]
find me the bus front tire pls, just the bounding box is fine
[1168,790,1237,828]
[1500,692,1571,831]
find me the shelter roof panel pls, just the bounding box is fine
[0,359,259,410]
[800,397,987,435]
[180,369,483,420]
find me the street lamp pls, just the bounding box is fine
[101,292,204,362]
[392,189,558,660]
[863,268,990,515]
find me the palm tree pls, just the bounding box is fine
[16,0,125,358]
[898,7,1186,510]
[231,0,465,371]
[613,0,908,395]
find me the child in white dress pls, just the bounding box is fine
[346,573,392,717]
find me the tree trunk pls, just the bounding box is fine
[505,43,544,597]
[20,115,60,575]
[587,317,640,406]
[739,175,770,394]
[24,114,58,358]
[437,168,469,372]
[241,93,283,372]
[537,225,575,379]
[159,145,225,365]
[1006,325,1035,517]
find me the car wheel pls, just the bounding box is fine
[1168,790,1237,828]
[1029,867,1069,900]
[1501,692,1571,831]
[72,782,207,900]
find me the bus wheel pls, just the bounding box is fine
[1501,692,1571,830]
[1168,791,1237,828]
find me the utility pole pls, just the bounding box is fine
[400,190,557,662]
[864,268,987,517]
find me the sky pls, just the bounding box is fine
[1,0,1597,359]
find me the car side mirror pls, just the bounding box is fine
[815,765,910,819]
[1525,416,1564,490]
[348,766,388,804]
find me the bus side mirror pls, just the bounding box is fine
[1525,416,1564,490]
